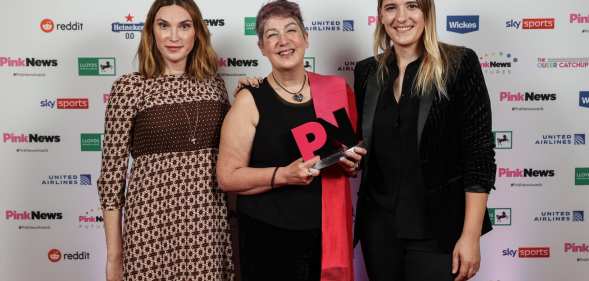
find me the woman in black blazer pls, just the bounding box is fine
[353,0,495,280]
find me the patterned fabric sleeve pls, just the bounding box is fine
[97,73,141,210]
[457,48,497,193]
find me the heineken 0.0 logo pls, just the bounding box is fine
[78,57,116,76]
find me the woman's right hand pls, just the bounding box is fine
[275,156,321,186]
[234,76,263,96]
[106,255,123,281]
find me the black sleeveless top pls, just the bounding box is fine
[237,78,322,230]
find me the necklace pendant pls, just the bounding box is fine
[293,93,304,102]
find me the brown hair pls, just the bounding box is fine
[255,0,306,43]
[374,0,458,97]
[137,0,218,80]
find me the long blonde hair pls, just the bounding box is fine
[137,0,218,80]
[373,0,457,97]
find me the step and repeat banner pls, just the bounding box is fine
[1,0,588,280]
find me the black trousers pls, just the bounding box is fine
[238,214,321,281]
[360,205,453,281]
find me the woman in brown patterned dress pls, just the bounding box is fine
[97,1,233,280]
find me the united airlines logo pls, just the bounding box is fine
[447,15,479,34]
[342,20,354,31]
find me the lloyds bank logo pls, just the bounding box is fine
[78,57,116,76]
[244,17,256,36]
[576,168,589,186]
[80,133,101,152]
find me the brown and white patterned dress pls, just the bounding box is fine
[97,72,234,281]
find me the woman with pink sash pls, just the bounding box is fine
[216,1,365,280]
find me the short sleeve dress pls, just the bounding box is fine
[97,72,234,281]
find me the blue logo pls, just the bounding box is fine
[343,20,354,32]
[575,134,586,145]
[80,174,92,186]
[447,15,480,34]
[580,91,589,108]
[573,211,584,222]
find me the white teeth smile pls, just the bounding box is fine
[396,26,413,31]
[278,49,295,56]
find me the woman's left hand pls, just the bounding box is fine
[337,145,367,177]
[452,234,481,281]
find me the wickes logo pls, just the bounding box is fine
[447,15,479,34]
[498,168,555,178]
[218,57,259,67]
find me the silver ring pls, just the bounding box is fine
[307,168,313,176]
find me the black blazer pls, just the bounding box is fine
[353,46,495,252]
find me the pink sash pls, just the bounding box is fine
[308,72,356,281]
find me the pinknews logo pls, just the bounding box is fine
[499,91,556,102]
[498,168,555,178]
[3,133,61,143]
[570,13,589,24]
[0,57,58,67]
[5,210,63,220]
[368,16,378,26]
[565,243,589,253]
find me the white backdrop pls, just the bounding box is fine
[1,1,588,280]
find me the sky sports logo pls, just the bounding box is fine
[40,98,89,109]
[502,247,550,258]
[447,15,479,34]
[580,91,589,108]
[506,18,555,29]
